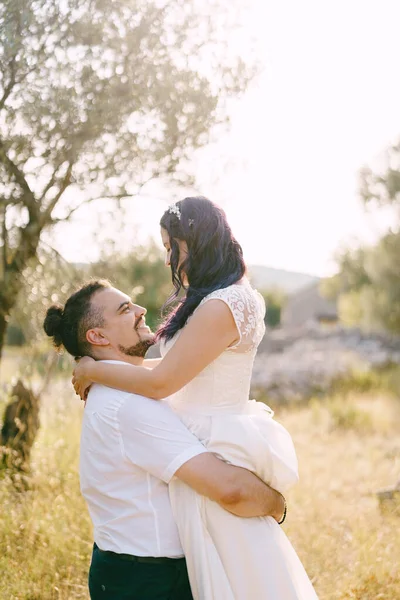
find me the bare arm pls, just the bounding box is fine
[175,453,285,520]
[142,358,162,369]
[74,300,239,399]
[116,392,284,520]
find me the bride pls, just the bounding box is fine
[73,196,319,599]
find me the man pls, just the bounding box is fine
[43,279,285,600]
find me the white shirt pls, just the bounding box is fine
[79,361,207,558]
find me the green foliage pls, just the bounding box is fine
[5,323,26,346]
[321,365,400,405]
[88,241,173,330]
[325,396,374,432]
[360,140,400,208]
[1,345,74,387]
[7,247,83,345]
[321,247,372,300]
[323,137,400,334]
[329,367,384,396]
[259,288,287,328]
[8,241,172,344]
[21,343,74,379]
[324,230,400,333]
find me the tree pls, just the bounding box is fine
[359,140,400,211]
[259,288,286,328]
[323,139,400,334]
[0,0,253,361]
[6,246,82,345]
[6,240,171,347]
[323,232,400,334]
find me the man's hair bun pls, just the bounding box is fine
[43,305,64,348]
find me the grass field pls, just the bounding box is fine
[1,353,399,599]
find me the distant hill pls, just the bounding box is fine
[247,265,319,294]
[71,260,319,295]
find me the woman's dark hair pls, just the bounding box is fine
[43,279,111,358]
[156,196,246,341]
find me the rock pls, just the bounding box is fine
[251,324,400,402]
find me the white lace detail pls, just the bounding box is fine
[198,282,265,352]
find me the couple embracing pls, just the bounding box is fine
[44,196,318,599]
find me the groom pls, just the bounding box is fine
[43,279,285,600]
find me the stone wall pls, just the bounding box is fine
[251,324,400,402]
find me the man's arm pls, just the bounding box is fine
[118,395,285,521]
[175,453,285,521]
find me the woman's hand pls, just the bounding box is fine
[72,356,96,401]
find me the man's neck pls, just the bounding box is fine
[93,350,144,367]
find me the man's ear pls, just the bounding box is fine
[86,328,109,347]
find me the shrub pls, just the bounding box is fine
[5,324,26,347]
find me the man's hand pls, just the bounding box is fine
[72,356,95,400]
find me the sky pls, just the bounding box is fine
[53,0,400,277]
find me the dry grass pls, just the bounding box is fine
[0,347,23,384]
[1,368,400,599]
[280,392,400,600]
[0,382,91,600]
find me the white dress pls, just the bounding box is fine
[161,280,319,600]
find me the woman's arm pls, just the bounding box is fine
[74,299,239,399]
[142,358,162,369]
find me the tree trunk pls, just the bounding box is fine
[0,228,43,480]
[0,379,40,475]
[0,277,21,366]
[0,312,6,363]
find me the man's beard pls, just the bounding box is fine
[118,338,155,358]
[118,315,156,358]
[118,316,156,358]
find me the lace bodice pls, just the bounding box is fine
[160,280,266,415]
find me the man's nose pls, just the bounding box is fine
[135,305,147,317]
[165,255,170,267]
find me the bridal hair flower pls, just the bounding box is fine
[168,203,181,220]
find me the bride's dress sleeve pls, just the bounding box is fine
[200,285,299,494]
[199,284,264,352]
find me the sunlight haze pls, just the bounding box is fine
[54,0,400,277]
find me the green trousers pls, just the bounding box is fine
[89,543,194,600]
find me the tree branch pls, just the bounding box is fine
[0,15,20,111]
[41,161,68,200]
[0,139,34,198]
[0,75,16,112]
[50,173,160,223]
[50,193,135,223]
[0,139,38,222]
[41,162,74,224]
[38,239,78,274]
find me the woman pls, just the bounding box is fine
[73,196,318,599]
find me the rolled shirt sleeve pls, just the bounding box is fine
[117,394,208,484]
